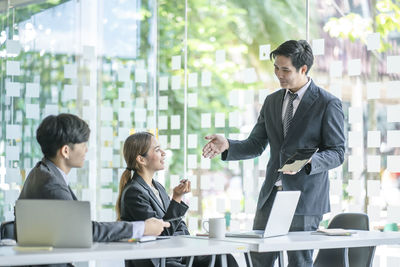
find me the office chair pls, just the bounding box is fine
[314,213,376,267]
[0,220,15,240]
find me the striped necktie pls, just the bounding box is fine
[283,92,297,137]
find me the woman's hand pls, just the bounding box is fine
[172,179,191,203]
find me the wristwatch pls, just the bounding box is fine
[304,163,312,174]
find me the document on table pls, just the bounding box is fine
[312,228,357,236]
[119,236,171,243]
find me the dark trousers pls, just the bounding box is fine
[251,187,322,267]
[126,254,239,267]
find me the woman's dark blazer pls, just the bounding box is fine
[120,172,189,237]
[120,172,238,267]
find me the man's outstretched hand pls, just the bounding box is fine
[202,134,229,159]
[143,218,170,236]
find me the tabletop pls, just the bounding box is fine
[222,230,400,252]
[0,236,248,266]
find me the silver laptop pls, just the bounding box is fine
[226,191,301,238]
[15,199,92,248]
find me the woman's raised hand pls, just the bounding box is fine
[172,179,191,203]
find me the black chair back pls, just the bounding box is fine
[314,213,376,267]
[0,220,16,240]
[329,213,369,230]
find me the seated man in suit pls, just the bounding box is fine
[18,114,169,250]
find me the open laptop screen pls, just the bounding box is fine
[226,191,301,238]
[263,190,301,237]
[15,199,92,248]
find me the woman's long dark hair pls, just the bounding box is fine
[116,132,153,220]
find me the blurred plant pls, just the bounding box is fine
[323,0,400,51]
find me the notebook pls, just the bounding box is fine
[312,228,357,236]
[278,148,319,173]
[226,191,301,238]
[15,199,92,248]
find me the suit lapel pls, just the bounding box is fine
[274,89,286,141]
[283,81,319,144]
[68,186,78,200]
[135,173,167,213]
[42,157,77,200]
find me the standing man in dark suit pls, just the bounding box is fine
[18,114,169,254]
[202,40,345,267]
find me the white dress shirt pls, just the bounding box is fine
[151,185,163,205]
[56,166,69,186]
[275,77,312,187]
[281,77,312,121]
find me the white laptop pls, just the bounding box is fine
[226,191,301,238]
[15,199,92,248]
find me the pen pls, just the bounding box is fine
[165,217,183,222]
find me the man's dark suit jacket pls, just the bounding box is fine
[222,80,345,229]
[18,158,133,242]
[120,172,189,267]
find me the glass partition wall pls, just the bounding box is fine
[1,0,400,265]
[0,0,159,222]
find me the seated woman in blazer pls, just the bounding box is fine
[116,132,238,267]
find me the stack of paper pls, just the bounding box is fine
[312,228,357,236]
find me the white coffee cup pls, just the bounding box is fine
[202,218,226,238]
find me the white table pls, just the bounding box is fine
[223,230,400,267]
[0,236,248,266]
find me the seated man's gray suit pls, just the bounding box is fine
[17,157,134,267]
